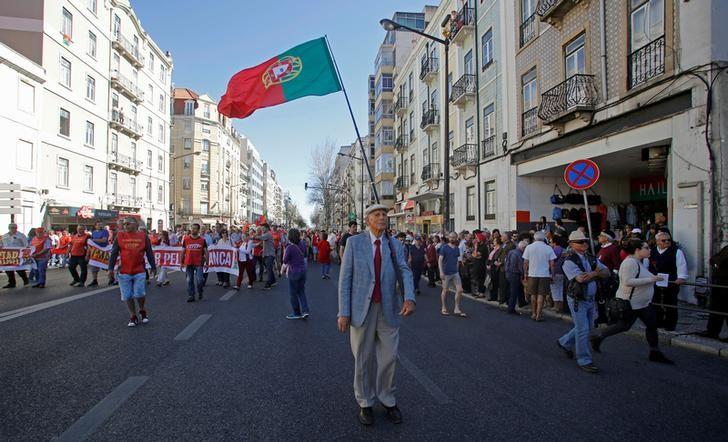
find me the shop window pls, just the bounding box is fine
[484,180,496,220]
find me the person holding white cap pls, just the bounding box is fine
[338,203,416,426]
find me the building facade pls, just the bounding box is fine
[244,138,265,223]
[0,0,173,231]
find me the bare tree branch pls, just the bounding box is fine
[307,139,338,228]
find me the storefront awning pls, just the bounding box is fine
[409,191,443,202]
[387,211,405,218]
[403,200,415,210]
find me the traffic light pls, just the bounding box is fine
[304,182,308,190]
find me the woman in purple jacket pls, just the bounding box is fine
[282,228,309,320]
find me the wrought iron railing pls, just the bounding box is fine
[110,69,144,101]
[395,176,410,190]
[482,135,496,158]
[421,163,440,182]
[108,152,143,171]
[537,74,598,122]
[394,94,408,114]
[420,56,439,80]
[107,193,143,207]
[110,109,143,135]
[522,108,538,136]
[112,33,144,66]
[628,36,665,89]
[394,134,409,151]
[450,74,477,103]
[450,143,478,168]
[520,13,537,47]
[450,5,475,42]
[420,108,439,129]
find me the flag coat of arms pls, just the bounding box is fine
[218,37,341,119]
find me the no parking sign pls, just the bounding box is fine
[564,159,600,190]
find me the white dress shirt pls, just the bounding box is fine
[657,247,689,280]
[369,230,384,258]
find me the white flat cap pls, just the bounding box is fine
[365,204,389,217]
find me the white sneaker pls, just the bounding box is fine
[141,317,149,324]
[127,317,138,327]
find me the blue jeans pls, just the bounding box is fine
[288,271,309,315]
[118,272,147,301]
[185,265,205,296]
[265,255,276,286]
[559,296,597,366]
[36,259,49,285]
[506,272,523,313]
[411,263,423,292]
[321,263,331,277]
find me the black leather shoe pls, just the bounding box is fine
[579,363,599,374]
[557,340,574,359]
[384,405,402,424]
[649,350,675,365]
[358,407,373,426]
[589,336,602,353]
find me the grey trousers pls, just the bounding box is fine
[349,302,399,408]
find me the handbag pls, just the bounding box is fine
[564,189,582,204]
[607,265,639,322]
[550,185,565,204]
[586,188,602,205]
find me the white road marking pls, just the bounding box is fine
[57,376,149,441]
[174,314,212,341]
[219,290,237,301]
[398,353,452,405]
[0,286,117,324]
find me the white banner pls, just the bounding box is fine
[204,244,239,276]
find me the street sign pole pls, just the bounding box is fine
[582,190,595,255]
[564,159,600,255]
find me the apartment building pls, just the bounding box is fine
[0,0,173,231]
[503,0,728,300]
[171,88,241,227]
[244,138,265,223]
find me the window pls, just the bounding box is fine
[111,133,118,157]
[110,172,117,194]
[131,143,137,162]
[522,68,538,111]
[87,0,97,14]
[201,160,209,174]
[200,202,209,215]
[157,185,163,203]
[448,130,454,150]
[565,33,586,78]
[60,57,71,87]
[183,138,192,150]
[410,154,415,184]
[183,157,191,169]
[111,91,119,110]
[484,180,496,220]
[201,181,209,192]
[18,80,34,114]
[431,141,438,165]
[83,165,93,192]
[631,0,664,50]
[160,65,166,83]
[158,124,164,143]
[466,186,475,220]
[62,8,73,38]
[382,128,394,145]
[483,103,496,137]
[113,14,121,36]
[522,0,536,20]
[375,74,393,95]
[409,111,415,140]
[57,157,69,187]
[16,140,33,171]
[447,73,453,98]
[148,52,155,72]
[85,121,94,146]
[86,75,95,101]
[465,117,475,143]
[204,104,211,119]
[158,93,164,112]
[88,31,97,58]
[146,182,152,200]
[184,101,194,116]
[158,154,164,172]
[59,108,70,136]
[182,177,191,190]
[481,29,493,68]
[464,50,473,75]
[147,117,153,135]
[148,85,153,103]
[202,139,210,152]
[408,72,414,102]
[130,177,136,199]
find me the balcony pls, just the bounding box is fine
[421,163,440,183]
[110,70,144,103]
[537,0,580,27]
[450,143,478,170]
[420,108,439,133]
[395,176,410,191]
[108,152,143,175]
[522,108,538,137]
[112,33,145,68]
[450,74,476,106]
[200,168,210,177]
[394,134,409,152]
[449,5,475,46]
[107,193,143,210]
[394,94,408,116]
[628,36,665,90]
[538,74,598,125]
[520,13,537,47]
[109,109,143,139]
[482,135,497,159]
[420,56,439,82]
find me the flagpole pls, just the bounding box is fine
[324,35,380,205]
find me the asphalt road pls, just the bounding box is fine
[1,263,726,441]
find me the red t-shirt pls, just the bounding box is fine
[182,235,206,266]
[116,231,148,275]
[271,231,281,250]
[150,233,161,246]
[70,233,89,256]
[317,239,331,264]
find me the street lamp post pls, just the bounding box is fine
[337,151,364,224]
[171,151,201,227]
[380,18,450,231]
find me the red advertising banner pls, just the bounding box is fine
[0,247,34,271]
[153,246,184,271]
[204,244,239,276]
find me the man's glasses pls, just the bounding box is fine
[658,239,671,243]
[572,240,588,245]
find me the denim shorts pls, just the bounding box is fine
[118,272,147,301]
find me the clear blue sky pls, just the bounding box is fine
[132,0,431,222]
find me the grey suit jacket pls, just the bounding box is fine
[338,231,416,328]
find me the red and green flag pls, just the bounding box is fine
[218,37,342,119]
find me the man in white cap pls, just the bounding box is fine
[522,230,556,322]
[338,203,416,426]
[557,230,610,373]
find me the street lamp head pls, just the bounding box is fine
[380,19,400,32]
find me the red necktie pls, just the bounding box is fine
[372,239,382,303]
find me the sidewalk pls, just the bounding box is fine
[434,279,728,359]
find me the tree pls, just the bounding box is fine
[307,140,337,228]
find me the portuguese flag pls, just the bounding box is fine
[218,37,342,119]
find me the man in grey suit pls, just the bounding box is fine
[338,204,416,426]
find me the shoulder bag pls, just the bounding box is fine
[607,263,639,323]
